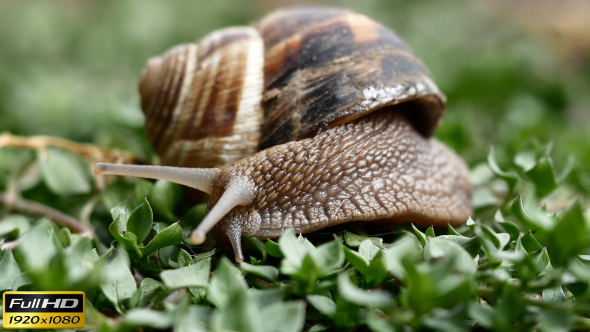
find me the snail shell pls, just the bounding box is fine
[96,7,472,262]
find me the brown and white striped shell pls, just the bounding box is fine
[139,7,445,167]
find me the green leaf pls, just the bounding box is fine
[37,148,92,195]
[412,224,428,245]
[100,249,137,312]
[129,278,164,308]
[57,227,72,247]
[526,156,558,197]
[384,235,422,280]
[312,238,344,275]
[123,308,172,329]
[210,290,261,332]
[13,220,58,271]
[520,232,543,252]
[0,215,30,238]
[546,202,590,266]
[177,249,193,267]
[265,239,283,258]
[208,257,248,309]
[343,231,384,248]
[242,234,267,264]
[160,257,210,289]
[260,301,306,332]
[307,295,336,317]
[0,250,21,292]
[488,146,518,190]
[423,238,477,275]
[193,248,216,262]
[141,222,182,255]
[344,247,369,271]
[425,226,436,239]
[436,235,480,257]
[511,195,553,232]
[359,239,381,261]
[133,179,154,206]
[537,308,572,332]
[542,286,566,304]
[127,196,153,243]
[240,262,279,283]
[149,180,183,222]
[110,199,133,225]
[337,273,392,308]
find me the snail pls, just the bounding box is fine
[95,7,473,263]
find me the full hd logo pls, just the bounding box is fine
[3,292,85,329]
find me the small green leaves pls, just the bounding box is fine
[108,196,181,263]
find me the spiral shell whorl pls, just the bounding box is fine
[141,28,265,168]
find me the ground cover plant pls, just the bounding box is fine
[1,1,590,331]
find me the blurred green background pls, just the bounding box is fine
[0,0,589,172]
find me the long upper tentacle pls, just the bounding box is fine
[94,163,219,194]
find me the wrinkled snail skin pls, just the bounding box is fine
[94,7,473,263]
[208,109,472,262]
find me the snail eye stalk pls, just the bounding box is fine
[94,163,219,194]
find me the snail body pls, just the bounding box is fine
[96,7,473,262]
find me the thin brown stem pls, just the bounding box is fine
[0,192,92,237]
[0,132,141,165]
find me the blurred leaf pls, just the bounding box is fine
[37,148,92,195]
[129,277,164,308]
[0,215,30,238]
[537,308,572,332]
[149,180,182,222]
[343,231,383,248]
[133,179,154,206]
[0,250,21,292]
[307,295,336,317]
[337,273,392,308]
[161,257,210,290]
[13,220,58,271]
[384,235,422,281]
[123,308,171,329]
[542,286,566,304]
[210,290,261,332]
[240,262,279,283]
[525,156,558,197]
[546,202,590,266]
[260,301,306,332]
[208,258,248,309]
[100,249,137,312]
[488,146,518,190]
